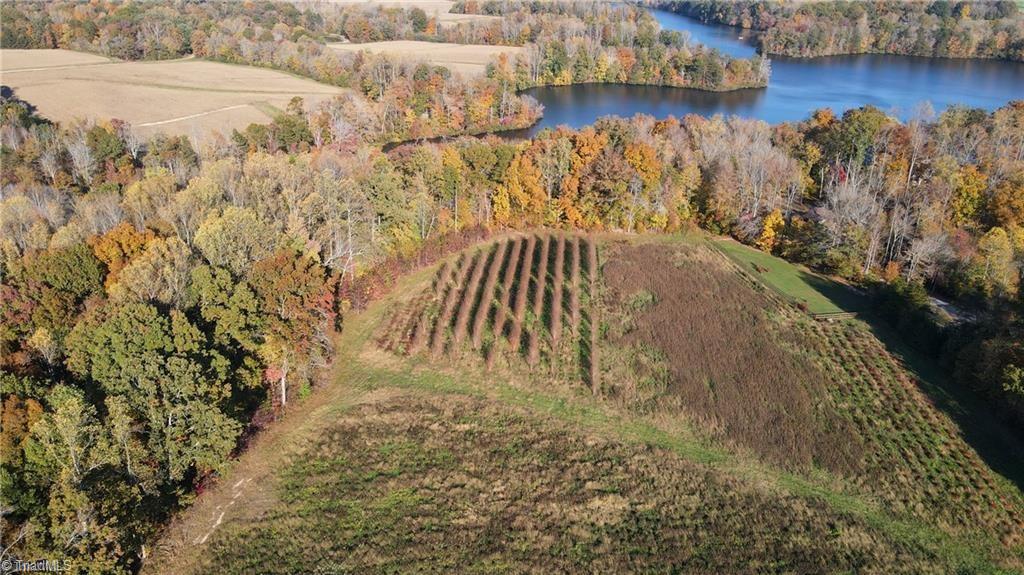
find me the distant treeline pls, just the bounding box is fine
[655,0,1024,62]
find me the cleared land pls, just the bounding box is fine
[1,49,114,70]
[148,233,1023,574]
[600,237,1023,545]
[0,49,345,138]
[308,0,499,24]
[154,394,961,574]
[713,237,866,315]
[328,40,523,77]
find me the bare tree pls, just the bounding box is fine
[65,131,95,185]
[118,122,144,161]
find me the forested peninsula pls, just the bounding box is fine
[656,0,1024,61]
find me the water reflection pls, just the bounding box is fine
[523,83,767,129]
[521,10,1024,134]
[651,9,759,58]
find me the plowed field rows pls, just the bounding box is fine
[380,233,596,385]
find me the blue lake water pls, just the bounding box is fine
[521,9,1024,132]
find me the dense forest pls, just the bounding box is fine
[659,0,1024,61]
[3,86,1023,570]
[454,1,769,90]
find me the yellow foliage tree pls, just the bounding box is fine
[624,143,661,190]
[89,222,156,289]
[756,209,785,252]
[951,164,987,227]
[499,151,545,227]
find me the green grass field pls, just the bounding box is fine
[711,238,866,315]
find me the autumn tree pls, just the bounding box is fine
[248,250,335,408]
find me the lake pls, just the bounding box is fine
[521,9,1024,132]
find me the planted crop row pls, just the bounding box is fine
[383,233,595,388]
[808,319,1023,543]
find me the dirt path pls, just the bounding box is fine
[138,104,254,127]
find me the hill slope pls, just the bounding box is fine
[148,233,1024,574]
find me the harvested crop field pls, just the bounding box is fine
[307,0,499,24]
[1,49,114,70]
[155,393,957,574]
[328,41,523,77]
[0,49,345,138]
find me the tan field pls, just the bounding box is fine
[306,0,499,23]
[1,49,115,70]
[1,49,346,139]
[329,40,521,77]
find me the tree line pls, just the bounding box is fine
[658,0,1024,61]
[2,85,1023,572]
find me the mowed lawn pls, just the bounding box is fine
[712,238,866,315]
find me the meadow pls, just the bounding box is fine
[0,49,345,138]
[146,232,1023,574]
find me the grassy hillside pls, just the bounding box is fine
[712,237,866,316]
[147,233,1024,574]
